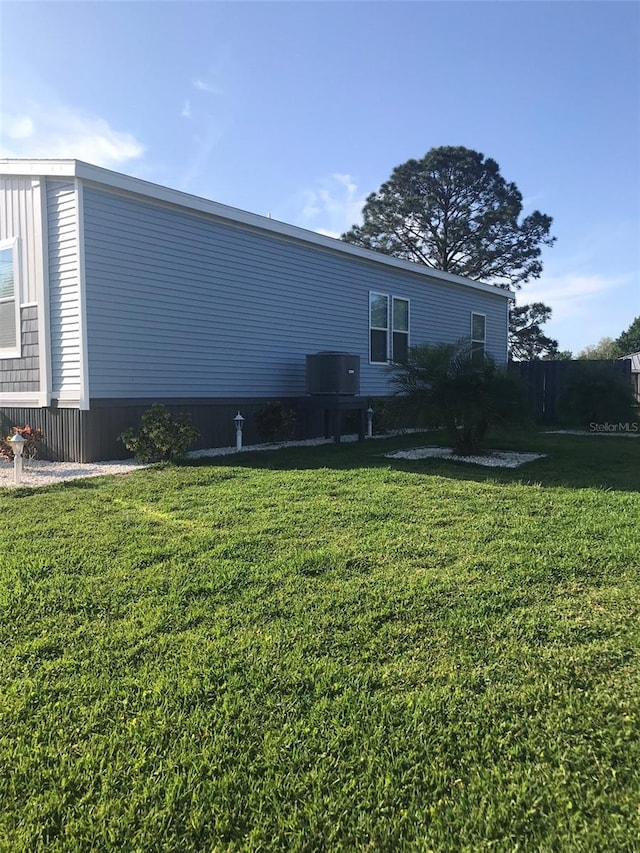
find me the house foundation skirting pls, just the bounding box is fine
[0,396,376,462]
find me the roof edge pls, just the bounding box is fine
[0,158,514,300]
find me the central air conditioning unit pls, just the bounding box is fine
[305,352,360,396]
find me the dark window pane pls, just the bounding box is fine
[393,331,408,363]
[370,329,388,363]
[471,340,485,365]
[472,313,486,341]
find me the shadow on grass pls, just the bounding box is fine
[4,429,639,498]
[186,429,640,494]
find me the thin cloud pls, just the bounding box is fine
[295,173,366,237]
[177,118,230,191]
[192,78,222,96]
[181,100,192,119]
[5,115,34,140]
[521,191,547,212]
[519,273,630,322]
[0,103,145,168]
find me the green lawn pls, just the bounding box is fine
[1,431,639,852]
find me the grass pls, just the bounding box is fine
[0,429,639,851]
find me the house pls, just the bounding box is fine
[0,159,513,461]
[618,352,640,403]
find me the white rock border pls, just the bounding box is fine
[385,446,547,468]
[544,429,639,439]
[0,430,544,489]
[0,436,363,489]
[0,458,152,490]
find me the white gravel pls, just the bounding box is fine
[544,429,639,438]
[0,435,354,489]
[0,431,540,489]
[187,436,339,458]
[385,446,546,468]
[0,458,152,489]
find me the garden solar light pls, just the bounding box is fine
[234,411,245,451]
[8,433,25,485]
[367,406,374,438]
[8,433,25,456]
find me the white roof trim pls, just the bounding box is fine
[0,158,514,300]
[619,352,640,371]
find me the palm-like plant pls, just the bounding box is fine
[389,340,527,455]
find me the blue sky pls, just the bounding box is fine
[1,0,638,354]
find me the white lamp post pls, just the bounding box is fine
[8,433,25,485]
[366,405,374,438]
[234,411,245,451]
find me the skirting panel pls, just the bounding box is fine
[2,396,370,462]
[0,406,84,462]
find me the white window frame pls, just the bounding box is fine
[0,237,21,360]
[369,291,389,364]
[471,311,486,362]
[391,296,410,363]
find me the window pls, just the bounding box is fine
[0,240,20,358]
[471,312,486,364]
[392,297,409,362]
[369,292,410,364]
[369,292,389,364]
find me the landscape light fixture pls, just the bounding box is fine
[8,433,25,485]
[234,411,245,451]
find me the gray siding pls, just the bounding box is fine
[0,306,39,392]
[82,185,509,400]
[0,176,43,305]
[46,180,81,398]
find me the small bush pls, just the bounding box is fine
[119,404,199,462]
[389,340,529,455]
[0,425,45,461]
[254,401,297,443]
[368,397,408,434]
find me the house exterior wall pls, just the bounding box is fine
[46,179,83,404]
[81,183,509,401]
[0,176,43,304]
[0,177,46,406]
[1,160,513,461]
[0,306,39,392]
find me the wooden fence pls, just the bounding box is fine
[508,359,632,424]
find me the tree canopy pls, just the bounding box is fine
[342,146,556,290]
[577,318,640,360]
[509,303,560,361]
[576,337,619,360]
[614,316,640,356]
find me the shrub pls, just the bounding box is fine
[119,404,199,462]
[254,401,297,443]
[0,425,45,461]
[557,362,637,427]
[367,397,411,434]
[389,340,529,455]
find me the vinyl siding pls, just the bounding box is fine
[82,184,510,399]
[47,180,81,398]
[0,306,39,392]
[0,178,44,393]
[0,176,43,305]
